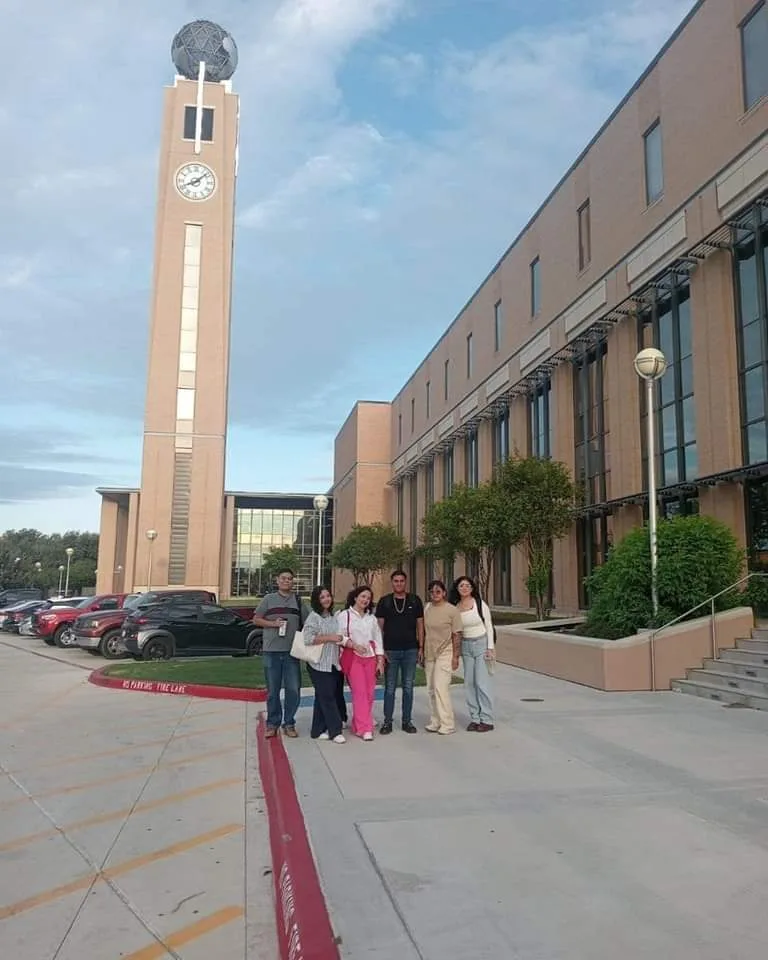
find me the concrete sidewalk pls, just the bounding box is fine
[0,640,276,960]
[287,664,768,960]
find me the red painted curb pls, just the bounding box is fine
[88,667,267,702]
[257,714,341,960]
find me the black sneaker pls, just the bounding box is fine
[402,722,418,734]
[379,721,393,735]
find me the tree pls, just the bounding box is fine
[329,523,408,587]
[584,515,745,639]
[495,456,577,620]
[0,529,98,595]
[421,482,508,600]
[261,545,302,586]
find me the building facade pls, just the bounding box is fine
[333,0,768,611]
[97,490,332,599]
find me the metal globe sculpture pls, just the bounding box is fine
[171,20,238,82]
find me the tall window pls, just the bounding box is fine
[426,380,431,419]
[443,446,454,498]
[644,120,664,205]
[425,458,435,509]
[183,106,214,141]
[573,343,611,606]
[494,300,503,352]
[742,2,768,110]
[578,200,591,271]
[398,413,402,446]
[444,359,450,403]
[530,257,541,316]
[465,428,479,487]
[396,483,404,536]
[409,473,418,548]
[638,283,697,485]
[466,333,474,378]
[573,343,610,507]
[734,207,768,465]
[492,407,510,467]
[411,397,415,434]
[528,380,551,458]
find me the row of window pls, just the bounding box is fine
[396,3,768,451]
[398,193,768,548]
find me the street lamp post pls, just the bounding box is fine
[58,565,65,596]
[64,548,74,598]
[145,530,158,590]
[633,347,668,619]
[313,495,329,586]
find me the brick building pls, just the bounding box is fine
[332,0,768,610]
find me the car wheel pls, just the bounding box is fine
[246,631,262,657]
[99,629,124,660]
[143,638,172,661]
[54,625,73,648]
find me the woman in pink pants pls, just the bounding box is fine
[339,586,385,741]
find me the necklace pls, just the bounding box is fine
[393,594,406,614]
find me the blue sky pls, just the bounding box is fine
[0,0,694,533]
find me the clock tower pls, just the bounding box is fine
[132,21,239,593]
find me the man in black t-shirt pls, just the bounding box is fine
[375,570,424,735]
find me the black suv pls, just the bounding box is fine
[122,602,261,661]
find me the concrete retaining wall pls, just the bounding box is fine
[495,606,755,691]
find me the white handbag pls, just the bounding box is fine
[291,627,323,665]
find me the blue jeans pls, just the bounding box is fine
[461,637,494,724]
[383,648,418,724]
[264,652,301,729]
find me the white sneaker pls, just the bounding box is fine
[362,732,373,742]
[333,734,346,744]
[318,732,330,741]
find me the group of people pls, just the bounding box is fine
[252,568,495,743]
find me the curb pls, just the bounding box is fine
[257,714,341,960]
[88,666,267,702]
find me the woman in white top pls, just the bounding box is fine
[449,576,495,732]
[302,586,348,743]
[338,586,385,740]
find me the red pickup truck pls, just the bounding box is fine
[33,594,130,647]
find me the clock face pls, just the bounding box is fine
[175,163,217,201]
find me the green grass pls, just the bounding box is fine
[104,657,461,689]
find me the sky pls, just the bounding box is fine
[0,0,696,534]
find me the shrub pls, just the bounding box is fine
[583,515,744,639]
[743,574,768,619]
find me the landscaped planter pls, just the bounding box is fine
[494,607,756,691]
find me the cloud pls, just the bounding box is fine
[0,257,35,289]
[0,465,103,504]
[1,0,696,526]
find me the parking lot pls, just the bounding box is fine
[0,639,276,959]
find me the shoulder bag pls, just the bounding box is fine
[290,599,323,665]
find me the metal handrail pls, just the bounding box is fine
[648,571,768,691]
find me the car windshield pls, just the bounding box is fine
[122,594,143,610]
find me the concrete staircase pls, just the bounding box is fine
[671,626,768,710]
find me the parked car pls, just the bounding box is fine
[0,588,44,606]
[31,594,128,647]
[0,600,50,633]
[72,589,218,659]
[122,602,261,661]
